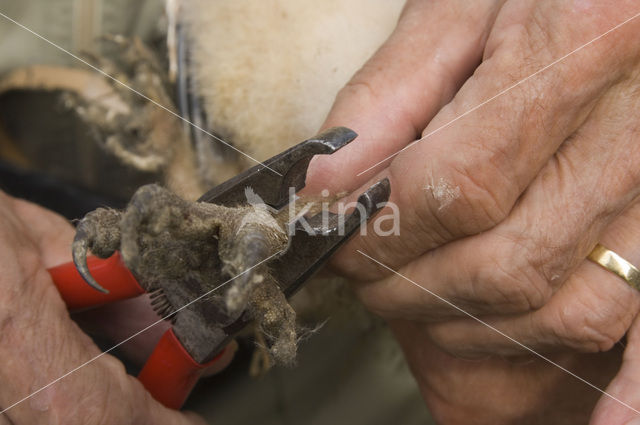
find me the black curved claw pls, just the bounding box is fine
[71,227,109,294]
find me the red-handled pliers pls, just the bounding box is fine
[48,252,221,409]
[47,127,391,409]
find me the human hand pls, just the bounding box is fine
[0,191,230,424]
[307,0,640,423]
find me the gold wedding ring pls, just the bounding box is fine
[588,244,640,291]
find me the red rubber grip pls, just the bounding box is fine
[48,252,145,310]
[138,328,225,409]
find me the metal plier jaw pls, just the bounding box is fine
[199,126,391,295]
[47,127,390,409]
[181,127,390,363]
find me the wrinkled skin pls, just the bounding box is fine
[307,0,640,424]
[0,190,233,424]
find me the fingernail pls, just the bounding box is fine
[624,417,640,425]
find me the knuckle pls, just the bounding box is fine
[473,236,552,313]
[550,295,634,352]
[498,15,553,65]
[338,77,379,106]
[558,316,623,353]
[425,160,516,237]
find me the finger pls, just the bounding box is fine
[8,195,75,267]
[0,262,184,424]
[591,315,640,425]
[328,0,640,280]
[426,201,640,357]
[6,196,169,364]
[306,0,504,194]
[391,319,620,424]
[71,295,172,364]
[355,70,640,317]
[75,293,238,371]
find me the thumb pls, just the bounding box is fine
[306,0,503,194]
[8,195,76,267]
[591,314,640,425]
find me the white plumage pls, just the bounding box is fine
[182,0,405,171]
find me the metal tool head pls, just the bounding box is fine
[199,125,391,303]
[197,127,357,208]
[178,128,391,363]
[272,177,390,297]
[186,176,391,363]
